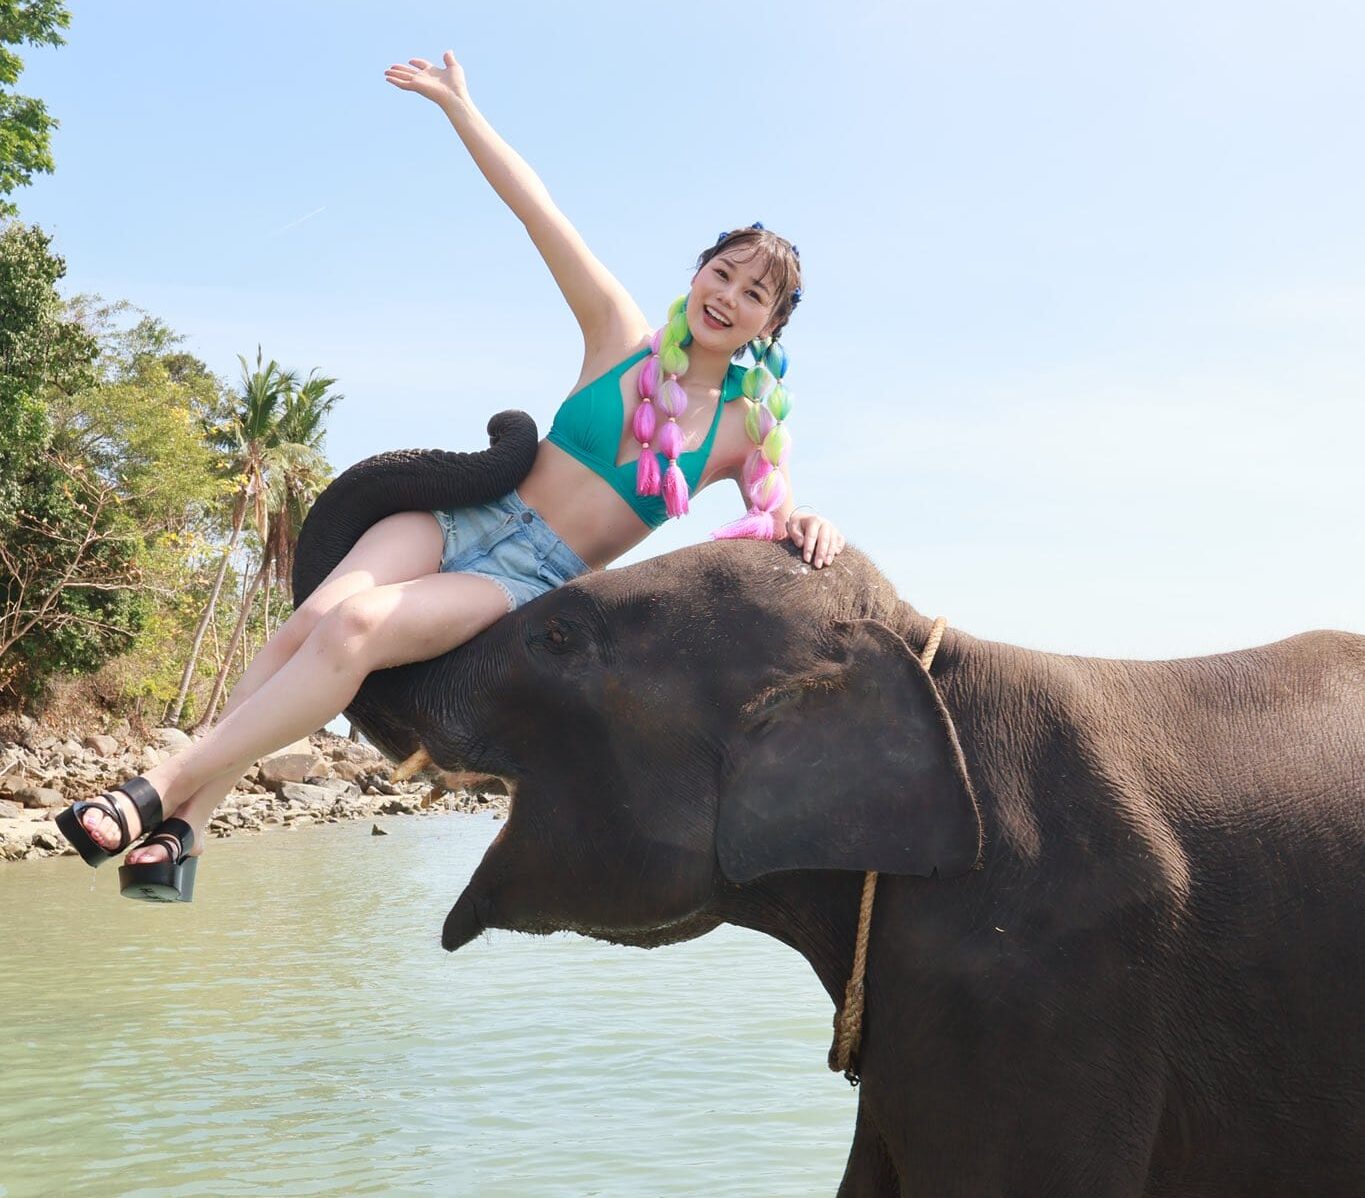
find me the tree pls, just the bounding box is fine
[0,220,95,520]
[0,1,70,216]
[164,347,298,727]
[192,370,339,732]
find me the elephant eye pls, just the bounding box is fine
[533,618,573,655]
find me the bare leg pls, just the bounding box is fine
[75,509,449,860]
[113,572,512,863]
[138,631,306,858]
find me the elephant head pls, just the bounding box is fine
[418,539,982,955]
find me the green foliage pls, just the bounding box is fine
[0,220,95,519]
[0,1,70,215]
[0,451,145,702]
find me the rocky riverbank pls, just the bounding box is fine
[0,715,508,863]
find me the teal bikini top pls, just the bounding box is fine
[546,346,745,529]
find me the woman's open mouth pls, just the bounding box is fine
[701,305,732,330]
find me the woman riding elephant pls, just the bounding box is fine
[56,45,844,900]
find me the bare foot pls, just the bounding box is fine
[78,788,152,853]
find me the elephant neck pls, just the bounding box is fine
[716,874,870,1008]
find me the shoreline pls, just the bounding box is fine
[0,716,507,863]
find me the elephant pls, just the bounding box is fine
[294,422,1365,1197]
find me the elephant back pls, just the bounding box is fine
[291,410,539,607]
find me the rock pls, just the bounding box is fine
[258,739,327,785]
[16,785,65,810]
[371,823,388,836]
[308,777,361,798]
[30,829,63,851]
[140,745,165,768]
[83,734,119,757]
[328,760,368,783]
[110,717,131,738]
[277,781,337,807]
[0,818,35,859]
[0,799,24,819]
[0,772,40,798]
[152,727,193,752]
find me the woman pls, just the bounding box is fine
[56,48,845,898]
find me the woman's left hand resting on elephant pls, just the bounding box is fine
[785,508,845,570]
[53,42,847,896]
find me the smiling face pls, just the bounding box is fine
[686,247,781,355]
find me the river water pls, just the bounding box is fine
[0,815,856,1197]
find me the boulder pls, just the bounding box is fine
[16,785,65,810]
[0,772,40,799]
[152,727,193,752]
[83,734,119,757]
[277,781,337,807]
[328,760,368,783]
[258,739,328,785]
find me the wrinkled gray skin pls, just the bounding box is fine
[295,431,1365,1197]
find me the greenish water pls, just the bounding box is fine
[0,815,855,1197]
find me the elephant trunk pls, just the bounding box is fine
[288,410,540,763]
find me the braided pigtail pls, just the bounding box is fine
[710,337,793,541]
[633,295,693,517]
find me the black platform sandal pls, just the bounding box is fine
[54,776,164,867]
[119,818,198,903]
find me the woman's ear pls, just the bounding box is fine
[717,620,982,884]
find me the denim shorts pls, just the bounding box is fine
[429,490,591,611]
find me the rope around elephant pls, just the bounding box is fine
[830,615,949,1085]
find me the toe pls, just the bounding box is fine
[124,844,164,866]
[80,803,120,849]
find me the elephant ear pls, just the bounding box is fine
[717,619,982,883]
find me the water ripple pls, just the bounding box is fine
[0,817,855,1196]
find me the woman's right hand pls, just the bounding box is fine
[384,50,470,109]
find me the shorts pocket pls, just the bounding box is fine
[446,512,521,572]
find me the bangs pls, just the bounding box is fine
[716,234,794,305]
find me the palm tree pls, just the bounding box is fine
[165,348,297,727]
[259,370,342,638]
[191,370,341,733]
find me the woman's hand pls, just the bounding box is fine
[384,50,471,110]
[786,511,845,569]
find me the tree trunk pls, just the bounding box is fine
[193,552,267,735]
[348,721,360,743]
[166,497,248,727]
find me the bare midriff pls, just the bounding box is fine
[516,440,661,571]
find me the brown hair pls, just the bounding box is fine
[694,225,803,354]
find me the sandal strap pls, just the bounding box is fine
[144,817,194,862]
[112,776,164,834]
[77,793,131,850]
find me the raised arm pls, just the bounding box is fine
[385,50,646,344]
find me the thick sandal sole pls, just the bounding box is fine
[119,855,197,903]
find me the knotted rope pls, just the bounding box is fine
[829,615,949,1086]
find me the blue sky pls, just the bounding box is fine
[17,1,1363,660]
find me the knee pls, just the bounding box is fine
[312,593,385,658]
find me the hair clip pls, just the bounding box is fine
[791,287,803,306]
[716,231,729,245]
[750,221,765,230]
[791,244,800,258]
